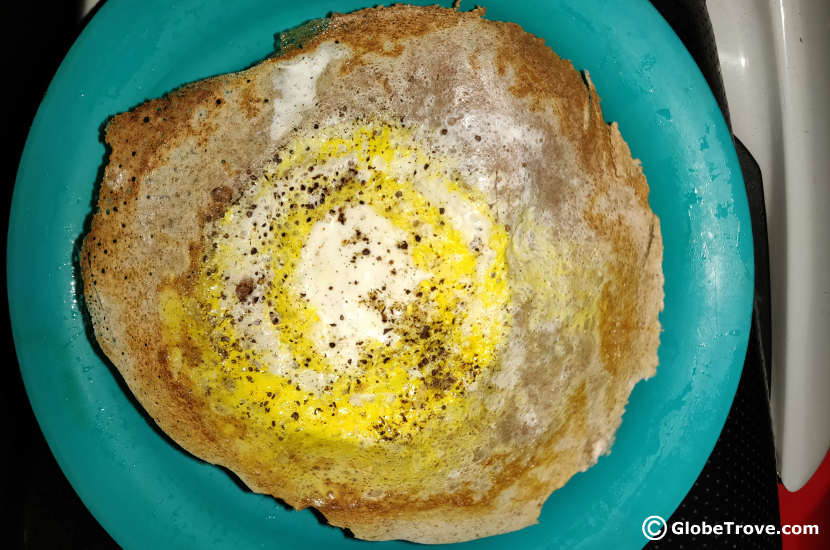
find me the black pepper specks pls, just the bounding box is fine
[235,277,254,302]
[187,118,510,443]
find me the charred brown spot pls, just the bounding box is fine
[207,186,235,219]
[211,185,233,203]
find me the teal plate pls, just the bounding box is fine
[9,0,753,548]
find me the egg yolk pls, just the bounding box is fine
[160,120,512,443]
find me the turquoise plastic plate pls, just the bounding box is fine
[9,0,753,548]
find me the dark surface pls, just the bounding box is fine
[4,1,779,549]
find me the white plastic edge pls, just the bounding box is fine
[708,0,830,491]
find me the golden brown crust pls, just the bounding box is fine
[81,4,663,543]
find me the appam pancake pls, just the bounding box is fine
[80,4,663,543]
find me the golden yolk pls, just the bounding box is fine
[160,121,512,444]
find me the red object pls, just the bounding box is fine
[778,447,830,550]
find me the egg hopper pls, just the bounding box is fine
[9,1,753,549]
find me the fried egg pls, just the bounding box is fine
[160,120,512,444]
